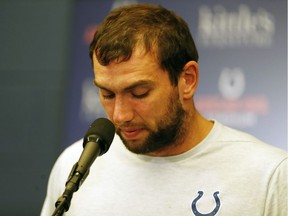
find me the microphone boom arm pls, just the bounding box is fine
[51,162,90,216]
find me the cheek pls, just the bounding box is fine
[134,98,167,125]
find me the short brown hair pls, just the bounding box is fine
[89,3,199,85]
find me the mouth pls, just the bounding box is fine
[118,127,145,140]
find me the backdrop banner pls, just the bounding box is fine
[64,0,287,150]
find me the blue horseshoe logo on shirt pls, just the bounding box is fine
[191,191,221,216]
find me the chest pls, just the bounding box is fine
[67,160,267,216]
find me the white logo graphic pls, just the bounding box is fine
[218,67,246,100]
[196,67,269,128]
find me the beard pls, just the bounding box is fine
[116,89,188,155]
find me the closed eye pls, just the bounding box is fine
[102,94,115,99]
[99,89,115,100]
[132,91,149,99]
[95,80,153,100]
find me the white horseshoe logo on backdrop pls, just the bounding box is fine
[218,67,246,100]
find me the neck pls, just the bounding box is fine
[147,110,214,157]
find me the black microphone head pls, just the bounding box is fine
[83,118,115,155]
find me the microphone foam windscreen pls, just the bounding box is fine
[83,118,115,154]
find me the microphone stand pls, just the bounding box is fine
[51,163,89,216]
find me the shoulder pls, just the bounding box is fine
[47,140,84,188]
[211,121,287,164]
[54,139,83,167]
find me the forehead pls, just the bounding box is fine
[93,48,168,90]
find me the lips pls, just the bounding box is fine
[119,127,144,140]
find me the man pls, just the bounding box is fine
[41,3,287,216]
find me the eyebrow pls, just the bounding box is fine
[93,80,155,92]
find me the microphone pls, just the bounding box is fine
[75,117,115,178]
[52,118,115,216]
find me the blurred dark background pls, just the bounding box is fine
[0,1,72,215]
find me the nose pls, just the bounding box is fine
[112,96,134,125]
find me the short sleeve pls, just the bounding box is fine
[264,158,288,216]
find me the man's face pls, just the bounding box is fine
[93,48,188,155]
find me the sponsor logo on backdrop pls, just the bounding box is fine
[197,4,275,48]
[196,68,269,128]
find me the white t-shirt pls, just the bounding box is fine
[41,121,287,216]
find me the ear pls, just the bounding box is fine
[179,61,199,100]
